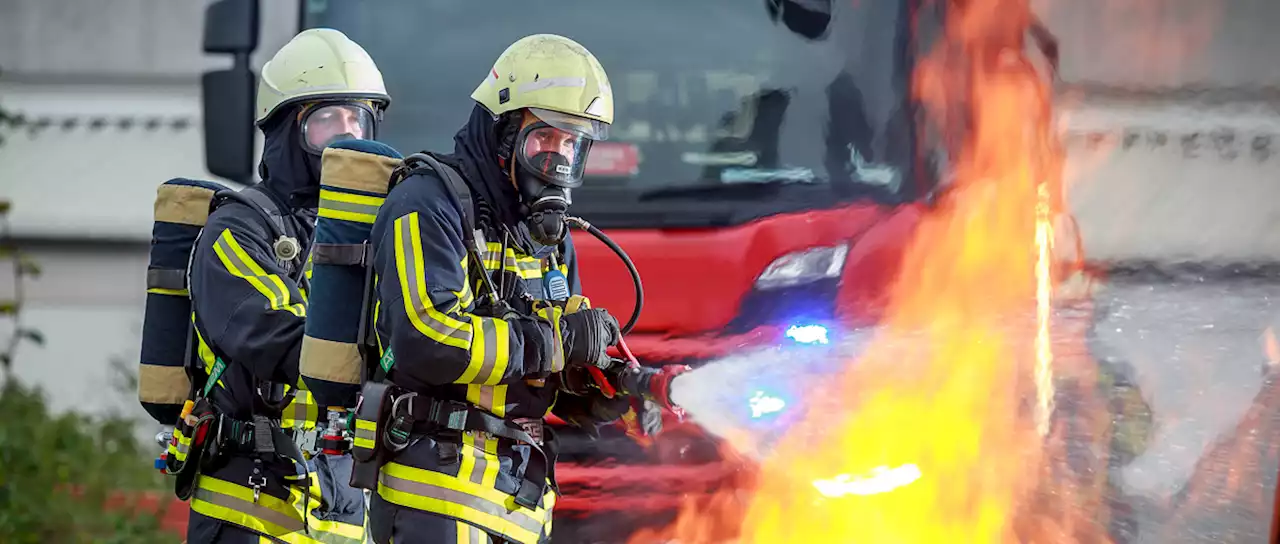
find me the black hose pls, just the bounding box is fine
[566,216,643,335]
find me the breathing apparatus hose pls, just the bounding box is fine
[565,216,643,335]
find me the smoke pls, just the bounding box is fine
[667,326,880,461]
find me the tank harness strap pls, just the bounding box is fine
[385,392,556,510]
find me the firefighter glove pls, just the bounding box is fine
[561,308,621,369]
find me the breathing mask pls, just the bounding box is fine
[510,108,608,246]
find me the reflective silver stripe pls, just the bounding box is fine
[476,318,500,383]
[483,251,540,273]
[355,426,377,444]
[398,218,473,344]
[214,231,292,310]
[476,387,496,415]
[191,487,303,533]
[467,522,488,543]
[377,472,544,536]
[319,197,381,218]
[468,433,488,485]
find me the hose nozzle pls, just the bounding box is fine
[617,364,691,417]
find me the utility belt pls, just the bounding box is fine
[169,396,312,504]
[350,381,558,510]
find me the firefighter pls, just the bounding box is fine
[365,34,629,544]
[184,28,389,543]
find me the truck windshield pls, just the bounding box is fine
[302,0,932,227]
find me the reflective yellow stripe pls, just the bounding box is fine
[190,476,306,536]
[353,419,377,451]
[456,315,510,386]
[377,462,553,544]
[213,229,306,317]
[457,519,487,544]
[275,471,366,544]
[534,305,565,373]
[169,428,192,462]
[456,433,501,491]
[394,213,473,350]
[454,255,474,312]
[193,325,226,391]
[318,189,384,224]
[282,388,319,430]
[466,385,508,419]
[481,243,543,280]
[146,287,189,297]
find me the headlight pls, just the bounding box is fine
[754,243,849,290]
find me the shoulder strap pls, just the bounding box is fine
[396,153,479,249]
[212,185,306,278]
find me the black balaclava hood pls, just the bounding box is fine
[258,105,322,210]
[451,104,525,231]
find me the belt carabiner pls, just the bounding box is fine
[384,392,418,453]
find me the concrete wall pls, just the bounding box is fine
[1034,0,1280,265]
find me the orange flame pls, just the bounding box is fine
[629,0,1105,541]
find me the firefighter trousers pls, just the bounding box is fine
[369,491,549,544]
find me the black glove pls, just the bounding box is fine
[554,391,631,439]
[560,308,621,368]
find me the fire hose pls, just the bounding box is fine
[560,216,690,417]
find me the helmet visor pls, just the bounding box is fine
[527,107,609,141]
[516,123,593,188]
[300,103,376,154]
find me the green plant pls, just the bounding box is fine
[0,380,174,543]
[0,200,44,378]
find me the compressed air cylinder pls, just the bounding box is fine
[138,178,228,425]
[301,140,404,409]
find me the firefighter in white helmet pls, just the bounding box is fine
[183,28,389,544]
[363,34,629,543]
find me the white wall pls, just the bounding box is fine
[1062,96,1280,264]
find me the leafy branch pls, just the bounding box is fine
[0,202,45,377]
[0,64,43,377]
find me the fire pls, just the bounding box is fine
[629,0,1103,541]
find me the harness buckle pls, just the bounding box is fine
[248,473,267,503]
[428,399,471,430]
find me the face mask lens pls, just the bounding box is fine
[518,125,591,186]
[301,104,374,153]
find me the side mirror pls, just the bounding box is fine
[201,0,260,183]
[204,0,260,54]
[201,67,256,184]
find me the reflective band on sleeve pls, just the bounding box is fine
[377,462,553,544]
[190,477,306,536]
[213,229,306,317]
[456,315,510,386]
[534,305,565,374]
[466,385,508,419]
[394,213,473,350]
